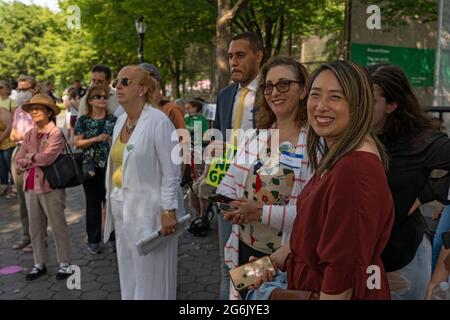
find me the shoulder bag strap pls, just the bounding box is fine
[59,129,73,155]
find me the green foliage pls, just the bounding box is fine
[360,0,437,27]
[0,1,96,92]
[61,0,216,88]
[234,0,345,59]
[0,0,349,96]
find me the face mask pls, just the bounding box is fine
[16,91,33,106]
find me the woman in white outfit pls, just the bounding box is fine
[104,65,184,300]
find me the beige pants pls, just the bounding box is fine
[25,189,70,265]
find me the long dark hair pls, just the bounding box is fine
[307,61,388,174]
[368,64,440,142]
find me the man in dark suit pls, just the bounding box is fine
[213,32,264,299]
[214,33,263,138]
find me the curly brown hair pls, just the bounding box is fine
[255,56,309,129]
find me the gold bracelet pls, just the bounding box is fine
[161,209,177,219]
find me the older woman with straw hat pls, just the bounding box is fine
[16,94,72,281]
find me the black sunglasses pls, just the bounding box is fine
[112,78,133,88]
[261,79,302,95]
[90,94,108,100]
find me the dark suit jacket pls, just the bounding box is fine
[214,83,259,139]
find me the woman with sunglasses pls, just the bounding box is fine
[216,56,312,299]
[104,66,184,300]
[74,85,117,255]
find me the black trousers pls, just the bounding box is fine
[238,240,267,300]
[83,167,107,244]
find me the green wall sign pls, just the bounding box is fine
[351,43,435,87]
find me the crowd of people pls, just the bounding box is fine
[1,31,449,300]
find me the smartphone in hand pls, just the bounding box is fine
[217,202,236,211]
[209,193,234,204]
[229,256,276,291]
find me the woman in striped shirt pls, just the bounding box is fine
[216,56,312,300]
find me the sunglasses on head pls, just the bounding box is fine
[112,78,133,88]
[90,94,108,101]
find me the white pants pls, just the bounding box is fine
[110,198,178,300]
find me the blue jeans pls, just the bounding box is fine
[218,212,232,300]
[432,206,450,271]
[0,147,14,184]
[390,235,432,300]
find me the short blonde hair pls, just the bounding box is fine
[122,65,157,104]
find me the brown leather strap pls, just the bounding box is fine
[270,289,320,300]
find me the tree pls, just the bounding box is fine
[215,0,248,92]
[360,0,437,27]
[61,0,216,98]
[233,0,345,62]
[0,2,96,92]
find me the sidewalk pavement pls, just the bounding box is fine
[0,186,220,300]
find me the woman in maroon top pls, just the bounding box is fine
[256,61,395,300]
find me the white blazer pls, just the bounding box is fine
[103,104,185,244]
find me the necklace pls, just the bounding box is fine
[125,118,138,134]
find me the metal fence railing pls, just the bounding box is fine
[424,106,450,122]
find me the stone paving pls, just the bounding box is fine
[0,186,221,300]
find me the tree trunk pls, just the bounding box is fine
[274,8,285,56]
[209,41,216,97]
[215,0,248,95]
[171,59,181,98]
[343,0,352,61]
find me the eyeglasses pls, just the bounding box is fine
[261,79,302,95]
[112,78,133,88]
[18,87,33,92]
[90,94,108,100]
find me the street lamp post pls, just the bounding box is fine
[135,16,147,63]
